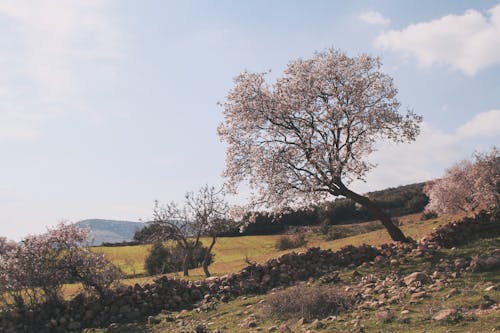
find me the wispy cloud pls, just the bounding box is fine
[374,4,500,75]
[456,109,500,137]
[0,0,118,142]
[354,109,500,192]
[359,11,390,26]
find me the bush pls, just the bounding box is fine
[145,241,213,275]
[275,234,308,250]
[145,243,172,275]
[267,285,352,321]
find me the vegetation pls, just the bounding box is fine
[275,233,308,250]
[267,285,352,321]
[144,241,213,276]
[141,185,237,277]
[424,147,499,215]
[222,182,429,236]
[0,223,121,311]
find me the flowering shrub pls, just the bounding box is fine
[0,223,121,311]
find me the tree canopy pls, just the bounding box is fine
[218,49,422,241]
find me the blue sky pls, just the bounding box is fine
[0,1,499,240]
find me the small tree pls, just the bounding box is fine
[424,147,499,215]
[218,49,421,242]
[149,185,236,277]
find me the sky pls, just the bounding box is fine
[0,0,499,240]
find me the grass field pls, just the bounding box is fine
[90,213,458,284]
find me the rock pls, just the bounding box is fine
[403,272,430,286]
[268,325,278,332]
[400,310,410,315]
[484,285,497,292]
[389,259,399,266]
[279,324,292,333]
[409,291,427,303]
[445,288,460,298]
[469,251,500,272]
[432,308,457,321]
[297,317,307,325]
[147,316,160,325]
[310,319,324,329]
[375,310,393,322]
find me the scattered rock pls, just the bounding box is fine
[484,285,497,292]
[432,308,457,321]
[375,310,393,322]
[310,319,324,329]
[279,324,292,333]
[403,272,430,286]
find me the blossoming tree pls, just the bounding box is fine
[218,49,422,242]
[424,147,499,215]
[0,223,121,310]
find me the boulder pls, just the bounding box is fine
[432,308,457,321]
[403,272,430,286]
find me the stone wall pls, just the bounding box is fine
[422,210,499,248]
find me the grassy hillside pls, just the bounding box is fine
[90,213,459,282]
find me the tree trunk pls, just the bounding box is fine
[182,250,191,277]
[202,236,217,277]
[335,180,409,242]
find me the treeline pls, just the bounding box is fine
[221,182,428,236]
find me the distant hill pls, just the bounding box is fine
[76,219,146,245]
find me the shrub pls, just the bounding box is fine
[144,241,213,275]
[266,285,352,321]
[275,234,308,250]
[145,243,172,275]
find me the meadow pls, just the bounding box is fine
[90,213,457,283]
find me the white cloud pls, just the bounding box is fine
[456,109,500,137]
[375,4,500,75]
[359,11,391,26]
[0,0,117,141]
[353,109,500,193]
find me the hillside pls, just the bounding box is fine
[76,219,146,245]
[81,212,499,332]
